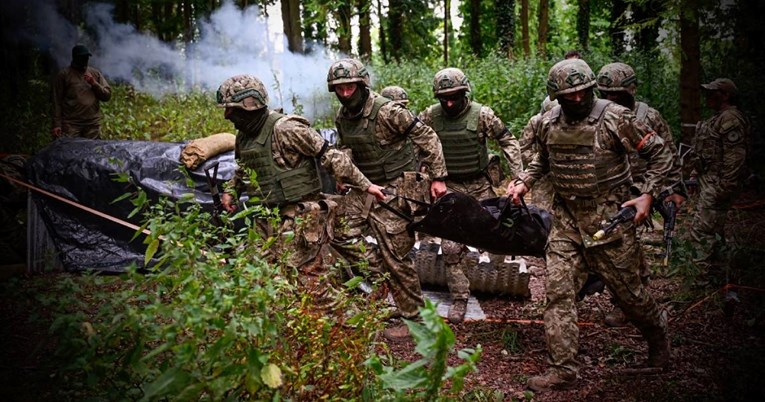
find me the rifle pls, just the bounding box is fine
[592,205,637,241]
[652,196,677,266]
[204,162,224,227]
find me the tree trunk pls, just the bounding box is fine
[496,0,515,59]
[521,0,530,57]
[537,0,549,57]
[378,0,388,63]
[335,1,352,55]
[577,0,590,51]
[357,0,372,61]
[609,0,627,56]
[388,0,403,62]
[469,0,482,56]
[679,0,701,145]
[633,0,661,53]
[444,0,450,65]
[115,0,129,24]
[281,0,304,53]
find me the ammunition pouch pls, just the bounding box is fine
[284,199,338,245]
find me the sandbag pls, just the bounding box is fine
[180,132,236,170]
[407,192,551,257]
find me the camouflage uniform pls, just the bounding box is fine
[53,45,111,139]
[328,59,448,320]
[518,59,674,386]
[519,97,558,211]
[418,68,522,318]
[690,78,751,273]
[380,86,410,107]
[218,74,376,309]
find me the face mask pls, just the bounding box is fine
[72,55,89,70]
[438,93,468,117]
[225,108,266,132]
[558,89,595,121]
[338,84,368,115]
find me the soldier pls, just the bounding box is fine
[216,74,386,309]
[689,78,751,284]
[380,85,410,107]
[326,58,448,339]
[596,62,687,326]
[417,67,522,323]
[52,44,112,139]
[507,59,675,392]
[519,97,557,212]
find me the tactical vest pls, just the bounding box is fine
[337,96,416,183]
[236,112,322,206]
[545,99,631,198]
[430,101,489,180]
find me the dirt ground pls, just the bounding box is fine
[1,190,764,401]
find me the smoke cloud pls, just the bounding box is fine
[3,0,364,121]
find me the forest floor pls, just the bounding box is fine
[384,187,765,401]
[1,189,764,401]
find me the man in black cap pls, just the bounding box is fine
[52,44,112,139]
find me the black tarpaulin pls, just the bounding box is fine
[26,138,237,272]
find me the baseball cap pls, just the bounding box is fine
[701,78,737,95]
[72,44,92,57]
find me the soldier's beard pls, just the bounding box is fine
[338,85,369,116]
[559,89,595,121]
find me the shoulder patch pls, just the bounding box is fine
[726,130,742,144]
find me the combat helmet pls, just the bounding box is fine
[546,59,597,101]
[597,62,637,96]
[433,68,470,97]
[327,59,371,92]
[381,86,409,105]
[216,74,269,111]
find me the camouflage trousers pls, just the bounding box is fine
[544,205,667,377]
[330,175,424,319]
[529,174,554,212]
[439,177,498,301]
[61,121,101,139]
[689,180,736,272]
[255,197,345,311]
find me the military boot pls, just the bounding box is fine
[526,370,576,392]
[604,306,628,327]
[447,299,468,324]
[646,332,671,369]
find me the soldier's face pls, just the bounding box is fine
[335,83,357,99]
[438,92,467,116]
[704,90,723,110]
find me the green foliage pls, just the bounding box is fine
[102,86,233,142]
[365,299,482,401]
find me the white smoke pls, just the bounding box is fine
[9,0,355,121]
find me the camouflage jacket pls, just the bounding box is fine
[229,112,372,196]
[692,105,751,194]
[335,92,448,180]
[519,112,545,167]
[629,102,683,193]
[419,102,523,178]
[52,65,111,128]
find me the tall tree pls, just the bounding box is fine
[444,0,450,65]
[388,0,403,62]
[609,0,627,56]
[334,0,352,54]
[521,0,530,57]
[357,0,372,61]
[537,0,549,57]
[468,0,482,57]
[632,0,661,53]
[496,0,515,59]
[679,0,701,145]
[577,0,590,51]
[377,0,388,62]
[281,0,304,53]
